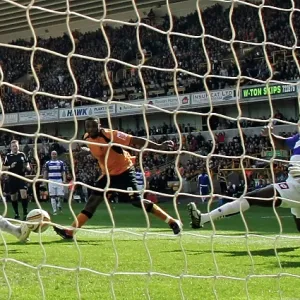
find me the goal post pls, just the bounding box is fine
[0,0,298,299]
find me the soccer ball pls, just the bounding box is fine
[26,209,51,233]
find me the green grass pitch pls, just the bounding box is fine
[0,201,299,300]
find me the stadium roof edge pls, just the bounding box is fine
[0,0,220,42]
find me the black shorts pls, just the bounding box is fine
[8,176,27,194]
[92,167,141,202]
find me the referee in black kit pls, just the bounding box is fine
[2,140,31,220]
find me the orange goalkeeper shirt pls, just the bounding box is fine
[84,129,133,176]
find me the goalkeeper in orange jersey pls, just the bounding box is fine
[53,117,182,239]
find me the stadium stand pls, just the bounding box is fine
[0,1,299,113]
[1,123,291,202]
[0,0,297,202]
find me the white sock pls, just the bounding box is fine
[0,216,20,238]
[201,198,250,226]
[57,198,61,209]
[51,198,57,213]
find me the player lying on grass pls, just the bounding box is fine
[54,117,182,239]
[188,126,300,231]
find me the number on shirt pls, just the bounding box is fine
[278,183,289,190]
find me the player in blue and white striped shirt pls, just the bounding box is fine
[135,167,144,191]
[188,126,300,232]
[44,151,66,215]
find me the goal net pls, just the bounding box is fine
[0,0,299,299]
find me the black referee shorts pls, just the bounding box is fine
[92,167,141,202]
[8,176,27,194]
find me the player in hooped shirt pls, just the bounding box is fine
[44,151,66,215]
[188,127,300,231]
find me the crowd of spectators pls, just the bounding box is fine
[0,124,292,202]
[123,113,297,138]
[0,0,299,113]
[0,0,297,200]
[0,118,293,185]
[210,112,298,131]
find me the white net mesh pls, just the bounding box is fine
[0,0,298,299]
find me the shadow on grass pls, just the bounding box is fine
[6,238,178,247]
[279,261,300,268]
[5,202,300,235]
[161,247,299,257]
[211,247,297,257]
[0,249,24,254]
[161,249,201,253]
[184,229,279,236]
[6,239,76,246]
